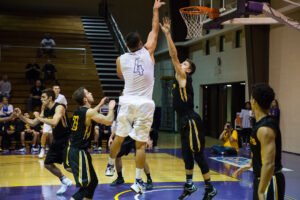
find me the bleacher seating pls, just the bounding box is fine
[0,13,104,116]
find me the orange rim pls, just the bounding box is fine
[179,6,220,19]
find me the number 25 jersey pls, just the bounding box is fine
[70,106,92,150]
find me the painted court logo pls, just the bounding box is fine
[210,156,251,167]
[210,156,293,172]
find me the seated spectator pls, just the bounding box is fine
[219,122,239,151]
[42,60,57,82]
[211,122,239,155]
[0,126,3,151]
[38,33,56,58]
[0,74,12,99]
[17,113,40,153]
[93,123,111,152]
[2,118,17,152]
[25,60,41,83]
[0,108,4,151]
[0,97,14,117]
[27,80,45,112]
[92,99,112,152]
[0,102,16,152]
[93,123,102,152]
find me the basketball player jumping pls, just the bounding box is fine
[105,0,165,194]
[160,17,217,200]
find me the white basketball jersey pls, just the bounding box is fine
[55,94,68,106]
[120,47,154,99]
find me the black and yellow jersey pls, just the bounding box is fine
[250,115,283,177]
[44,103,70,141]
[70,106,92,150]
[172,74,194,114]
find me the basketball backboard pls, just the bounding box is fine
[180,0,300,39]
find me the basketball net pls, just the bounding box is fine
[180,0,219,39]
[180,7,209,39]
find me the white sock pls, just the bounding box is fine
[108,157,115,165]
[136,168,143,180]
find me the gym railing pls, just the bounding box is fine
[107,12,128,54]
[0,45,87,64]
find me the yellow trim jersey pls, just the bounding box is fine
[70,106,92,150]
[43,103,69,141]
[172,74,194,114]
[250,116,283,177]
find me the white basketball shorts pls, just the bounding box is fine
[42,123,53,134]
[116,96,155,142]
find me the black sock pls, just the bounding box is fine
[204,179,212,189]
[117,172,123,178]
[136,178,143,183]
[186,174,193,184]
[146,173,152,181]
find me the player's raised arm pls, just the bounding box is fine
[144,0,165,57]
[90,100,116,126]
[160,17,186,79]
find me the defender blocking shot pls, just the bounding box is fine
[160,17,217,200]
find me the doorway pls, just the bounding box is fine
[202,82,245,138]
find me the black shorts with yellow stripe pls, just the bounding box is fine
[180,111,205,154]
[179,111,210,173]
[68,147,98,188]
[253,172,285,200]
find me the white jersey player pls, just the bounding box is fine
[105,0,165,194]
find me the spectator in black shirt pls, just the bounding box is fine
[25,60,41,83]
[43,60,57,82]
[2,118,17,151]
[27,80,45,112]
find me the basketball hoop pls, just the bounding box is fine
[180,6,219,39]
